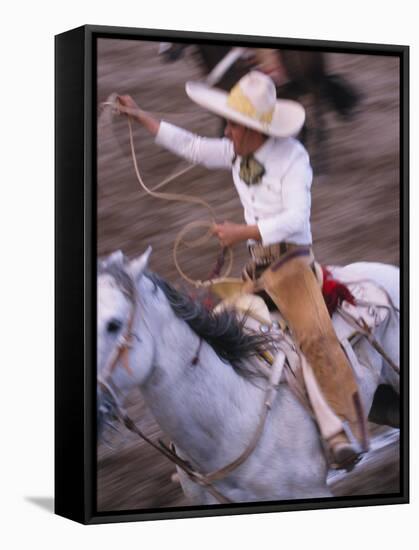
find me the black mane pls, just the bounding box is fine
[147,272,274,379]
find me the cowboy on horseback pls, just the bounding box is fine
[116,70,369,469]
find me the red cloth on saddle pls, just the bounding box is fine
[321,266,356,316]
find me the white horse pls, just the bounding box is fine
[97,248,400,504]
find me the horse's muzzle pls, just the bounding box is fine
[97,384,120,444]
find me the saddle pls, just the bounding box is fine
[208,267,392,345]
[206,269,394,467]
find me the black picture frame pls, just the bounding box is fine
[55,24,409,525]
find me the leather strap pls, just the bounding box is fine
[101,343,285,504]
[270,247,312,272]
[203,350,285,483]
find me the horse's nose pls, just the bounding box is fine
[97,383,121,444]
[97,387,114,440]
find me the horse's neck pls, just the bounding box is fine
[136,280,264,467]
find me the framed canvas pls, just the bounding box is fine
[55,24,409,524]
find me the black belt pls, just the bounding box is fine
[270,247,312,272]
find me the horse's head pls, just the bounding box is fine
[97,247,154,442]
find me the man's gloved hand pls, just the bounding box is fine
[212,222,261,247]
[116,94,141,117]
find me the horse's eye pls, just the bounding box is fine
[106,318,123,334]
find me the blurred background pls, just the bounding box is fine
[97,39,400,512]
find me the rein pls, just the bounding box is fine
[100,300,138,381]
[336,306,400,375]
[334,276,400,375]
[99,348,284,504]
[97,377,232,504]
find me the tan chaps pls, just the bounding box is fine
[259,249,368,449]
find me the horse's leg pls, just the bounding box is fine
[219,117,227,138]
[311,87,329,174]
[355,313,400,428]
[175,466,214,505]
[378,316,400,393]
[368,384,400,429]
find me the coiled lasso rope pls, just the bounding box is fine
[100,95,233,286]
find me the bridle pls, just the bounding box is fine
[100,299,138,382]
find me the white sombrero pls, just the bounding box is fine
[186,70,305,138]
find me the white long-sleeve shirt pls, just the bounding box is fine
[155,121,313,246]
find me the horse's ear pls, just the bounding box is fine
[106,250,125,267]
[130,246,152,281]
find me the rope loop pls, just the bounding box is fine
[101,96,235,285]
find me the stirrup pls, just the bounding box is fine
[341,421,364,455]
[331,446,362,472]
[329,421,365,472]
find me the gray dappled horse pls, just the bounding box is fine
[97,248,399,504]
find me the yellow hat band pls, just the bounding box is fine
[226,83,274,124]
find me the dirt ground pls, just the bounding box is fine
[96,39,400,512]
